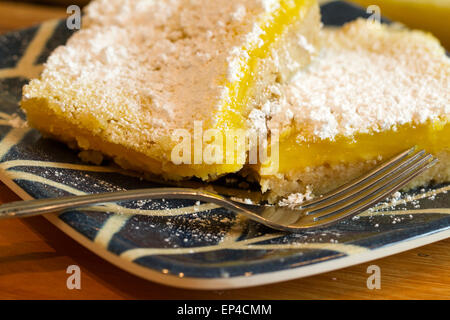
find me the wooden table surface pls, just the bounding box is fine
[0,1,449,300]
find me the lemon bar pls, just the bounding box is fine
[21,0,321,181]
[257,19,450,201]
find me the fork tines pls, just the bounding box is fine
[300,147,437,222]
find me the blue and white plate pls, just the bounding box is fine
[0,1,448,289]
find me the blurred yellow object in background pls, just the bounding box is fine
[349,0,450,50]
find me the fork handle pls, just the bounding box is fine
[0,188,241,220]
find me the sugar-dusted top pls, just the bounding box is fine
[23,0,286,148]
[267,19,450,141]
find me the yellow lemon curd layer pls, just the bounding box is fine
[216,0,317,130]
[261,119,450,175]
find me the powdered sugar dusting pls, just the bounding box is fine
[23,0,289,152]
[268,19,450,141]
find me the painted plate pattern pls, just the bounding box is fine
[0,1,448,289]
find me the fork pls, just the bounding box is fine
[0,147,437,232]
